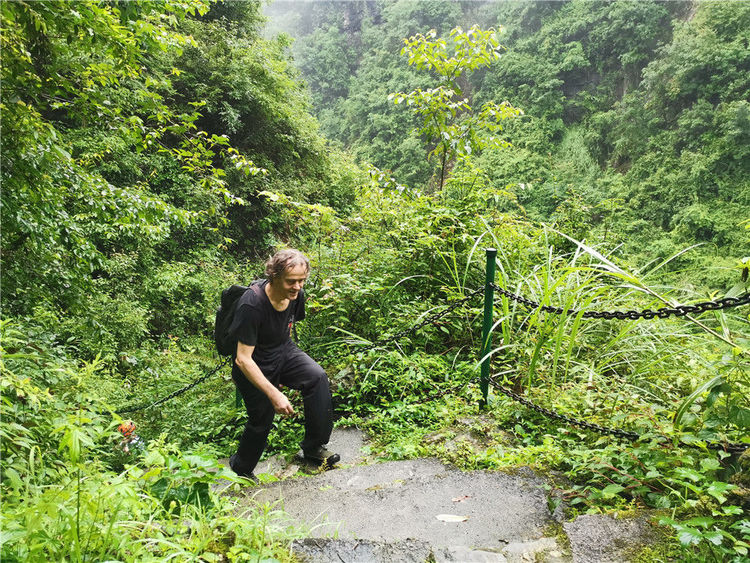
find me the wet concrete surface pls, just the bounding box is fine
[219,426,656,562]
[249,458,555,549]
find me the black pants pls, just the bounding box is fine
[231,342,333,475]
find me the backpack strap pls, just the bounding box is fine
[249,280,265,298]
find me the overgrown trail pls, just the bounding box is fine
[220,428,656,562]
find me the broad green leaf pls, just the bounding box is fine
[601,484,625,499]
[728,405,750,429]
[685,516,715,528]
[703,531,724,546]
[677,527,703,546]
[674,467,703,482]
[706,481,735,503]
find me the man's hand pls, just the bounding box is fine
[271,390,295,416]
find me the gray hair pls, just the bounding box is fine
[265,248,310,281]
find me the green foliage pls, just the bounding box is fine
[0,0,256,314]
[288,0,747,291]
[597,1,750,257]
[484,0,674,123]
[283,0,470,186]
[4,2,750,560]
[286,180,748,560]
[174,9,319,174]
[334,351,475,417]
[658,511,749,562]
[1,2,357,554]
[143,259,230,336]
[296,22,357,111]
[1,319,298,562]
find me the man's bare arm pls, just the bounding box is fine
[235,341,294,415]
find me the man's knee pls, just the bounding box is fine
[304,364,328,390]
[292,363,328,398]
[280,349,329,392]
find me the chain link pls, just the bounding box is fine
[117,356,232,414]
[488,376,748,454]
[490,283,750,320]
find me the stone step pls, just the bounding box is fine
[219,426,657,562]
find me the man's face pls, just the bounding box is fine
[279,264,308,300]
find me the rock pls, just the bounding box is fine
[563,514,655,562]
[331,425,370,466]
[502,537,568,563]
[291,538,432,563]
[279,463,299,480]
[444,432,485,453]
[422,431,450,445]
[291,539,563,563]
[434,545,507,562]
[255,454,286,477]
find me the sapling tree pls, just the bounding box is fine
[389,26,522,190]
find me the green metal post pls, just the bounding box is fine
[480,248,497,406]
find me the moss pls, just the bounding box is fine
[543,522,572,557]
[629,530,681,563]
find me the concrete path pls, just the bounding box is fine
[220,427,656,562]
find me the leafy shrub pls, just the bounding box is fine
[1,319,299,562]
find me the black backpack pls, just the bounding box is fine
[214,281,263,356]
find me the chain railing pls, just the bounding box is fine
[115,289,484,416]
[117,356,232,414]
[488,375,748,454]
[117,275,749,456]
[490,282,750,320]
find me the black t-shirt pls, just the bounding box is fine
[229,279,305,368]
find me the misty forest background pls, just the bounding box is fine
[2,1,749,561]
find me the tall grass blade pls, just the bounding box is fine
[674,374,724,427]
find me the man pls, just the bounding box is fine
[228,248,339,479]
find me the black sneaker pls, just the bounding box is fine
[229,454,259,483]
[303,446,340,467]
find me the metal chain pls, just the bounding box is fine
[327,286,486,359]
[116,288,483,416]
[115,282,748,445]
[490,283,750,320]
[117,356,232,414]
[488,376,748,454]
